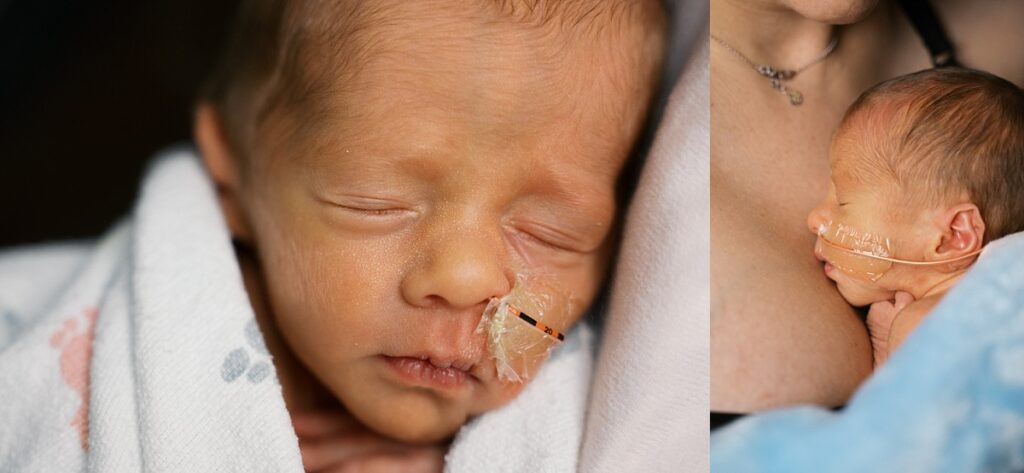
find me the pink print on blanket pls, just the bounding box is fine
[49,307,98,451]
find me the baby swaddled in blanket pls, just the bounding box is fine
[0,1,666,471]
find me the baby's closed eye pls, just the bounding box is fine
[506,219,603,254]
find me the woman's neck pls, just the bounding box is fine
[711,0,838,67]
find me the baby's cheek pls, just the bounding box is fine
[260,221,399,357]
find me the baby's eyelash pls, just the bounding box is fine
[316,195,415,217]
[338,206,407,216]
[513,227,584,253]
[333,203,409,217]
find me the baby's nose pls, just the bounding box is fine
[806,204,829,236]
[401,230,513,311]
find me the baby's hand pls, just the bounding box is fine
[866,291,915,368]
[293,409,446,473]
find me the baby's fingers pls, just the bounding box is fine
[292,409,358,438]
[866,301,898,338]
[892,291,915,312]
[867,300,895,323]
[300,433,401,471]
[322,446,445,473]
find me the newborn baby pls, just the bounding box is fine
[0,1,665,471]
[197,0,665,467]
[806,68,1024,368]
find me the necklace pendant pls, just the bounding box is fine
[756,65,796,81]
[755,65,777,78]
[712,33,839,108]
[786,89,804,106]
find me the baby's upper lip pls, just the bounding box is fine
[813,242,827,263]
[383,312,491,382]
[421,353,475,372]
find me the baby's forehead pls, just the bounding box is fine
[287,0,653,63]
[832,95,919,157]
[303,101,627,190]
[281,2,657,157]
[287,0,660,98]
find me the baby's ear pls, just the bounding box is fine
[194,103,253,242]
[933,202,985,259]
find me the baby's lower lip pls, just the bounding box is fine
[382,356,471,392]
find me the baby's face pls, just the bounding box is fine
[236,17,649,443]
[806,135,931,306]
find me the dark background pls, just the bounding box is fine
[0,0,239,247]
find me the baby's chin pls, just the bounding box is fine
[364,411,462,445]
[834,277,892,308]
[331,370,524,444]
[339,387,469,444]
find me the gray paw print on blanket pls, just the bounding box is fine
[0,308,22,349]
[221,319,272,384]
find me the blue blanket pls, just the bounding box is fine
[712,233,1024,473]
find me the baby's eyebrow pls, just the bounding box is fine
[532,178,616,219]
[510,177,617,241]
[309,143,449,180]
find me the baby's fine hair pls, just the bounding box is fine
[837,68,1024,242]
[200,0,666,160]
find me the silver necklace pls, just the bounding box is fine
[711,34,839,106]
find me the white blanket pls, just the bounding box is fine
[579,13,710,473]
[0,150,595,472]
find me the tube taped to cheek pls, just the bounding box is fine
[817,220,893,281]
[474,275,571,384]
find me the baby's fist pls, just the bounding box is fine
[866,291,915,367]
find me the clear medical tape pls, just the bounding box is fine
[818,235,984,265]
[474,276,568,384]
[817,220,983,282]
[817,221,893,281]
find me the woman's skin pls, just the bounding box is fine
[711,0,1024,411]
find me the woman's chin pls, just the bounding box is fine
[785,0,881,25]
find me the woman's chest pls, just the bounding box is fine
[711,95,838,224]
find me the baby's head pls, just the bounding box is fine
[194,0,665,443]
[808,68,1024,306]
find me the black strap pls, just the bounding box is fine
[711,404,847,431]
[896,0,960,68]
[711,411,747,431]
